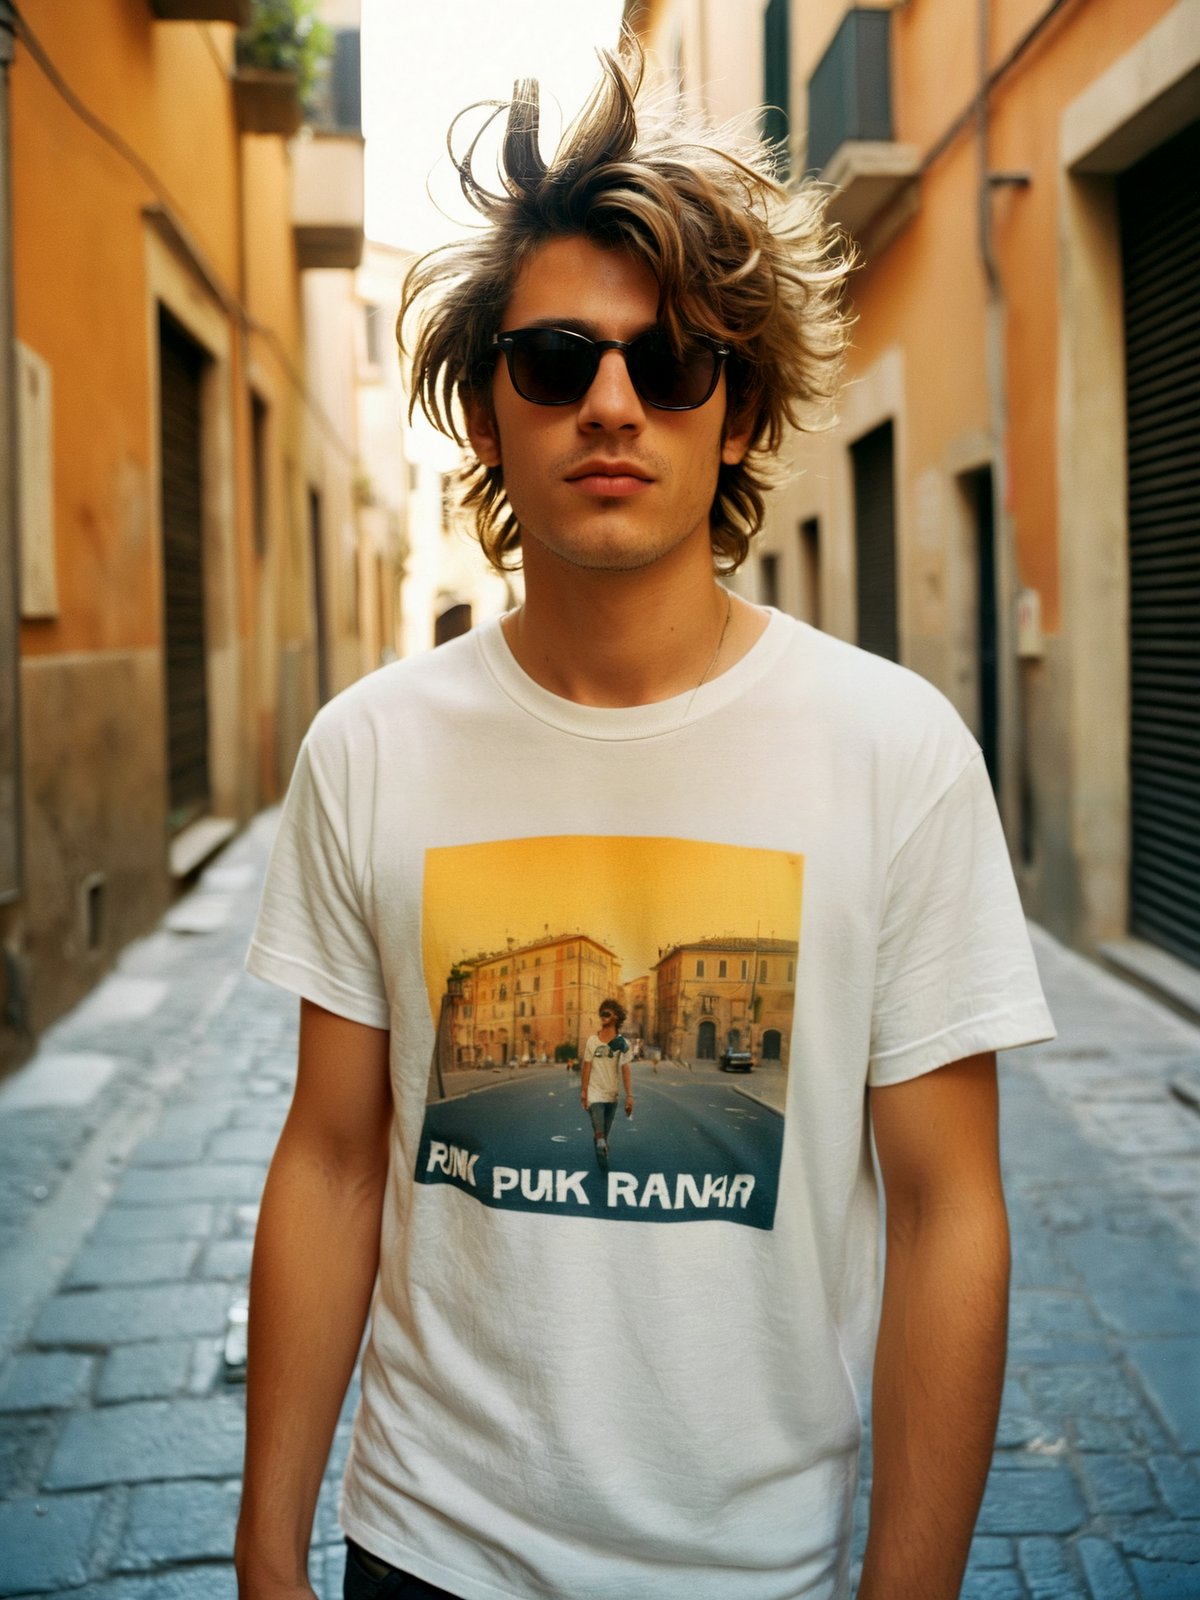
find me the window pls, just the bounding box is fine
[363,302,383,366]
[741,959,748,980]
[499,984,507,1000]
[518,1001,526,1016]
[788,960,794,982]
[500,964,508,976]
[696,959,705,977]
[718,959,727,978]
[533,976,540,992]
[759,960,768,981]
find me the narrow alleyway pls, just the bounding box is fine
[0,814,1197,1598]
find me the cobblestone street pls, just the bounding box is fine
[0,813,1198,1598]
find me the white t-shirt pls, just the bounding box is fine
[582,1034,631,1104]
[246,610,1054,1600]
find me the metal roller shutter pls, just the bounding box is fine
[159,311,211,834]
[1119,121,1200,968]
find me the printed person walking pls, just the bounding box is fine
[580,1000,634,1169]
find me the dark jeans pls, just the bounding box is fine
[588,1099,617,1139]
[343,1538,461,1600]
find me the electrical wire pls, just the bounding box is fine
[11,4,355,463]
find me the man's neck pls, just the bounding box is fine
[502,532,770,708]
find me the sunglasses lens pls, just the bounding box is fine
[628,333,719,409]
[509,330,595,404]
[502,329,722,409]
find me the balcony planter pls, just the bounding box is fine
[234,66,303,136]
[150,1,252,21]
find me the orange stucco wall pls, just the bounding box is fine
[12,0,301,659]
[831,0,1178,637]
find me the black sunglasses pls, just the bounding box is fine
[492,326,731,411]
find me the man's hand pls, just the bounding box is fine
[857,1052,1009,1600]
[625,1095,634,1117]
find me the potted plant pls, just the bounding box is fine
[233,0,331,137]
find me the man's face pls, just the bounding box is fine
[466,235,751,574]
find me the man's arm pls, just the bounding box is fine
[235,999,392,1599]
[857,1052,1009,1600]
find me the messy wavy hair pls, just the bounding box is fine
[402,40,852,574]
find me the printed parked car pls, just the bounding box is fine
[719,1049,754,1073]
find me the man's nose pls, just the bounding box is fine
[577,349,645,430]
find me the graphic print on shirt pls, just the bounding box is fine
[417,836,802,1230]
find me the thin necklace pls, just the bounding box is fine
[506,590,733,718]
[680,589,733,723]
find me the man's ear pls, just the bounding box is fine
[720,408,754,467]
[464,394,502,469]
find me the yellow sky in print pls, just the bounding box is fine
[421,835,803,1016]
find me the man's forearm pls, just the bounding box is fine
[235,1127,387,1596]
[857,1197,1010,1600]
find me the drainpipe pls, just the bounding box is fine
[977,0,1031,860]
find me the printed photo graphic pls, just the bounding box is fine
[417,836,803,1230]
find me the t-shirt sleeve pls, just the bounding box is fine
[244,733,390,1030]
[868,750,1055,1086]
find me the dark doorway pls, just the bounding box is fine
[962,466,1000,793]
[697,1020,717,1059]
[799,516,821,628]
[761,1029,781,1060]
[851,420,898,661]
[435,602,472,646]
[158,309,211,834]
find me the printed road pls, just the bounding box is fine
[416,1066,784,1228]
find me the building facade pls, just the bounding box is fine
[628,0,1199,1007]
[653,937,797,1063]
[0,0,393,1071]
[447,933,623,1065]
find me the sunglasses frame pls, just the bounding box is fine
[492,326,731,412]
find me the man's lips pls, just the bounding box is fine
[565,463,655,497]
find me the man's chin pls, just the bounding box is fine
[524,523,707,575]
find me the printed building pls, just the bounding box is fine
[653,937,798,1063]
[627,0,1200,1014]
[624,973,653,1047]
[448,933,623,1065]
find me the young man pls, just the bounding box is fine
[236,47,1054,1600]
[580,1000,634,1166]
